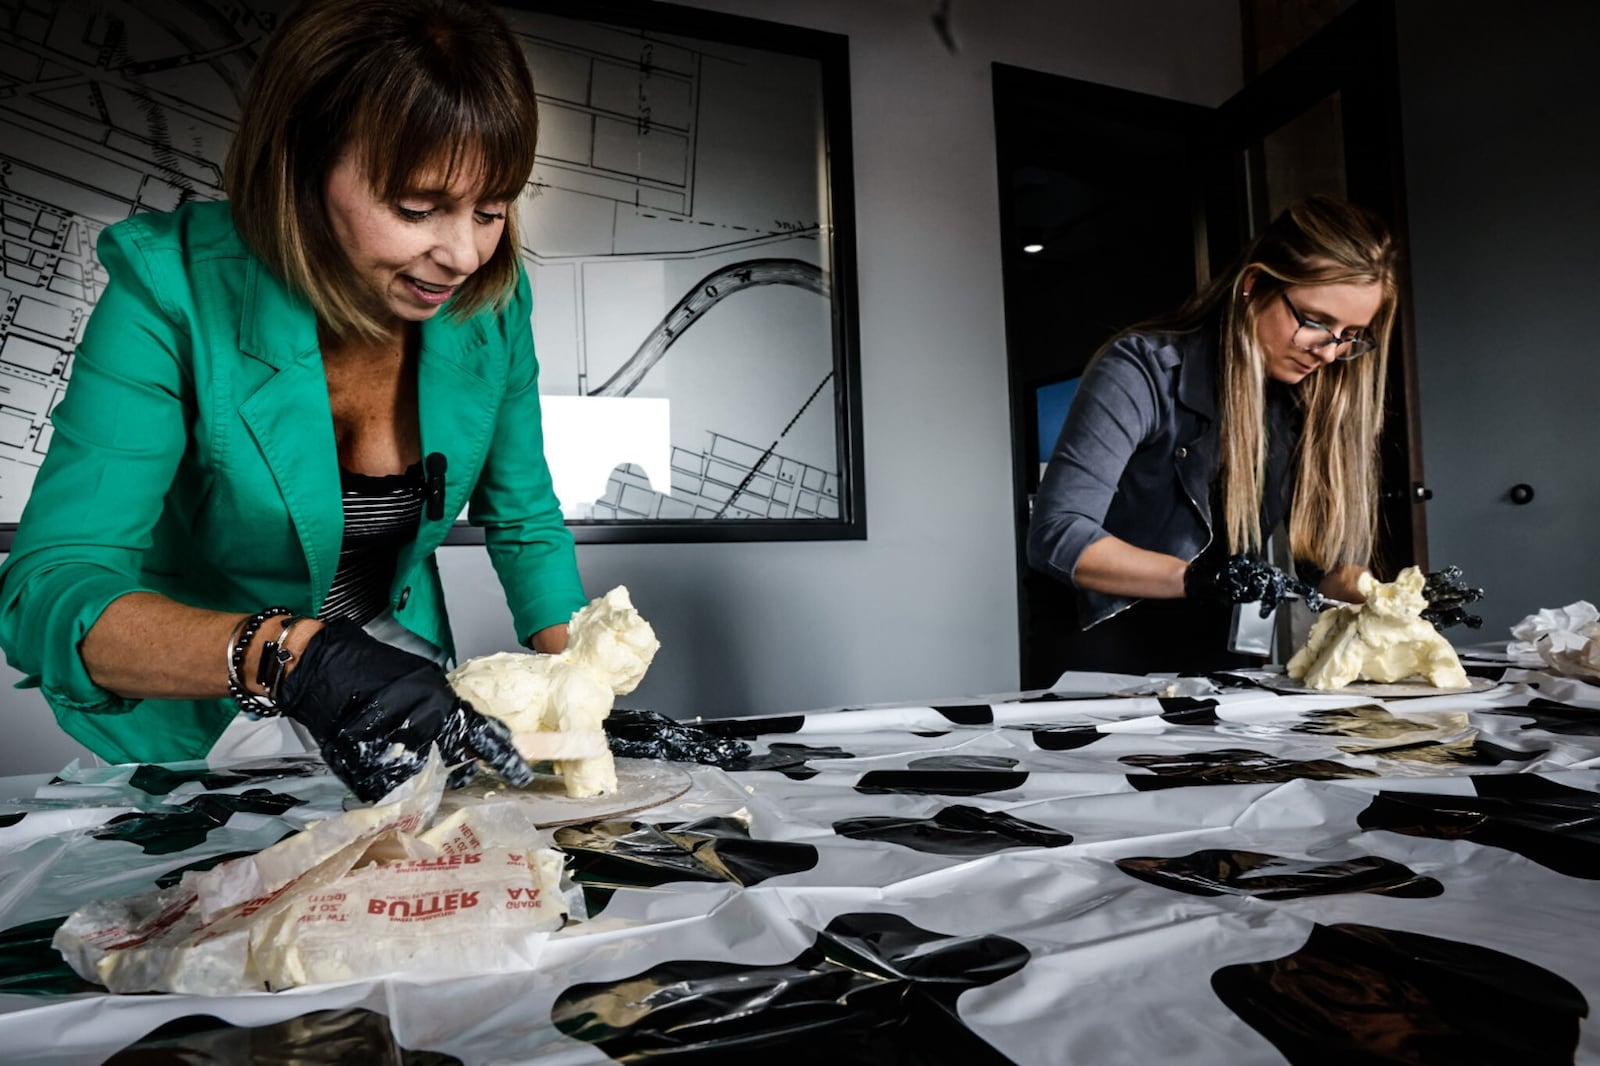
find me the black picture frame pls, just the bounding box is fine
[454,0,866,545]
[0,0,864,549]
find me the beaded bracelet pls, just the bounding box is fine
[255,614,307,705]
[227,606,293,716]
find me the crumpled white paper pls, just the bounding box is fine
[1508,600,1600,679]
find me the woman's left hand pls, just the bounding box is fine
[529,622,569,654]
[1421,565,1485,630]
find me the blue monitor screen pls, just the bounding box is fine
[1034,376,1080,462]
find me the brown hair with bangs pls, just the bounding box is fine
[224,0,538,342]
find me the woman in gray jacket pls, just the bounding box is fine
[1027,196,1475,674]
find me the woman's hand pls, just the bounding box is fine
[277,620,534,802]
[1421,565,1485,630]
[1317,564,1369,607]
[1184,553,1321,616]
[529,622,569,655]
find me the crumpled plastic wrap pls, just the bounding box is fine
[51,753,577,994]
[1508,601,1600,679]
[603,708,752,767]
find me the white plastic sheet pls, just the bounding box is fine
[0,666,1598,1063]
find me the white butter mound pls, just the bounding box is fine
[447,585,659,797]
[1286,567,1468,690]
[568,585,660,696]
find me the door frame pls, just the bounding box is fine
[996,0,1428,686]
[1211,0,1427,573]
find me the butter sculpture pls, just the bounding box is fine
[1286,567,1468,690]
[447,586,659,797]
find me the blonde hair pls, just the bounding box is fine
[223,0,538,343]
[1135,196,1397,572]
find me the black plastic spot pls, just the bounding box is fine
[1203,672,1270,691]
[698,714,806,739]
[0,916,99,996]
[1488,698,1600,737]
[1017,691,1103,703]
[1213,923,1587,1065]
[552,912,1028,1063]
[834,804,1073,856]
[931,704,994,726]
[554,816,819,904]
[1358,774,1600,879]
[1157,697,1220,725]
[92,789,305,856]
[105,1008,460,1064]
[1116,849,1442,900]
[911,731,952,739]
[907,755,1018,771]
[128,759,322,796]
[1122,749,1377,790]
[1467,739,1546,764]
[0,813,23,829]
[855,770,1030,797]
[1025,725,1105,751]
[730,743,855,775]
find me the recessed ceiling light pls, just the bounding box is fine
[1022,243,1043,254]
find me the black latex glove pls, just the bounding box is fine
[1184,553,1323,617]
[277,619,534,803]
[1421,565,1485,630]
[604,708,752,768]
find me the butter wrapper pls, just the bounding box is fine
[251,846,567,990]
[53,753,575,993]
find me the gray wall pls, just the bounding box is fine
[1397,0,1600,636]
[0,0,1241,775]
[450,0,1243,718]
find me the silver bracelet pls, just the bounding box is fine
[226,606,293,716]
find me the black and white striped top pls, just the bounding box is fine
[319,464,426,625]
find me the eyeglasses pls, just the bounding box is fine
[1281,293,1376,361]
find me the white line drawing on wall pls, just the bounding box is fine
[0,1,843,526]
[0,0,266,521]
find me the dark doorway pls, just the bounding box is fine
[999,0,1424,689]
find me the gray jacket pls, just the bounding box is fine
[1026,329,1223,628]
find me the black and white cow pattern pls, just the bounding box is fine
[2,666,1599,1063]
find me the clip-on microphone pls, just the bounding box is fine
[424,452,448,521]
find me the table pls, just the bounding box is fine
[2,660,1598,1064]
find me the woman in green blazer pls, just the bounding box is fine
[0,0,587,801]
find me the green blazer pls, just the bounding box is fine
[0,200,587,764]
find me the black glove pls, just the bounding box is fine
[277,619,534,802]
[1421,565,1485,630]
[604,708,752,768]
[1184,553,1322,617]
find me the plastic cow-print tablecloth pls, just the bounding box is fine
[1,664,1598,1065]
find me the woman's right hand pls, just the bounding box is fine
[1184,553,1322,616]
[276,620,534,802]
